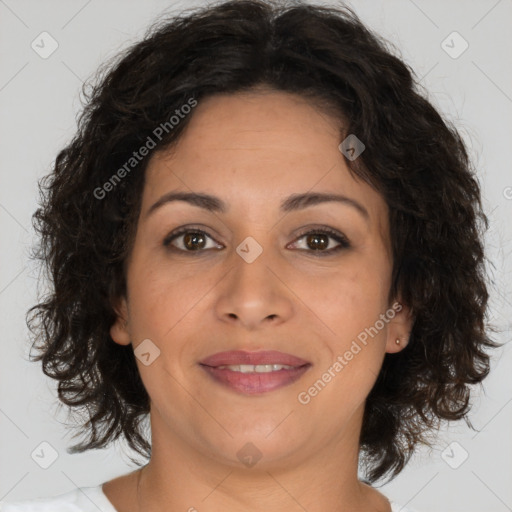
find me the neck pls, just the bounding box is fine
[134,407,391,512]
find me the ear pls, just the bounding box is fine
[385,299,414,354]
[110,295,131,346]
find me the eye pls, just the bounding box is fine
[163,225,351,256]
[288,227,351,256]
[163,227,222,253]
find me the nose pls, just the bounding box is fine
[214,243,294,331]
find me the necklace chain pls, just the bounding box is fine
[136,465,144,512]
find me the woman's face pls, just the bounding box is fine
[111,90,412,470]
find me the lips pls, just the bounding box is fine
[199,350,312,395]
[199,350,310,368]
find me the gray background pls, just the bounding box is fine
[1,1,511,511]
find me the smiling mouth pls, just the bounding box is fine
[213,363,297,372]
[199,360,312,395]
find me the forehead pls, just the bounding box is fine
[143,91,389,243]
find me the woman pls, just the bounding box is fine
[2,1,497,511]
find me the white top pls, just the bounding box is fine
[0,485,419,512]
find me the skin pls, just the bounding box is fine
[105,88,413,512]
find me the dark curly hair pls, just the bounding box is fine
[26,0,499,484]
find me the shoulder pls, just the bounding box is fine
[0,486,116,512]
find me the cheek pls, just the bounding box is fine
[294,256,389,343]
[297,267,389,415]
[126,252,223,350]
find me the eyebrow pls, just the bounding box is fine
[146,191,369,221]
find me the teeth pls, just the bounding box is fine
[216,364,295,373]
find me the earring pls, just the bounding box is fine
[395,338,401,345]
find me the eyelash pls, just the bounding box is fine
[162,226,351,257]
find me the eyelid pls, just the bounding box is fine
[162,225,221,250]
[163,224,351,255]
[289,225,351,253]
